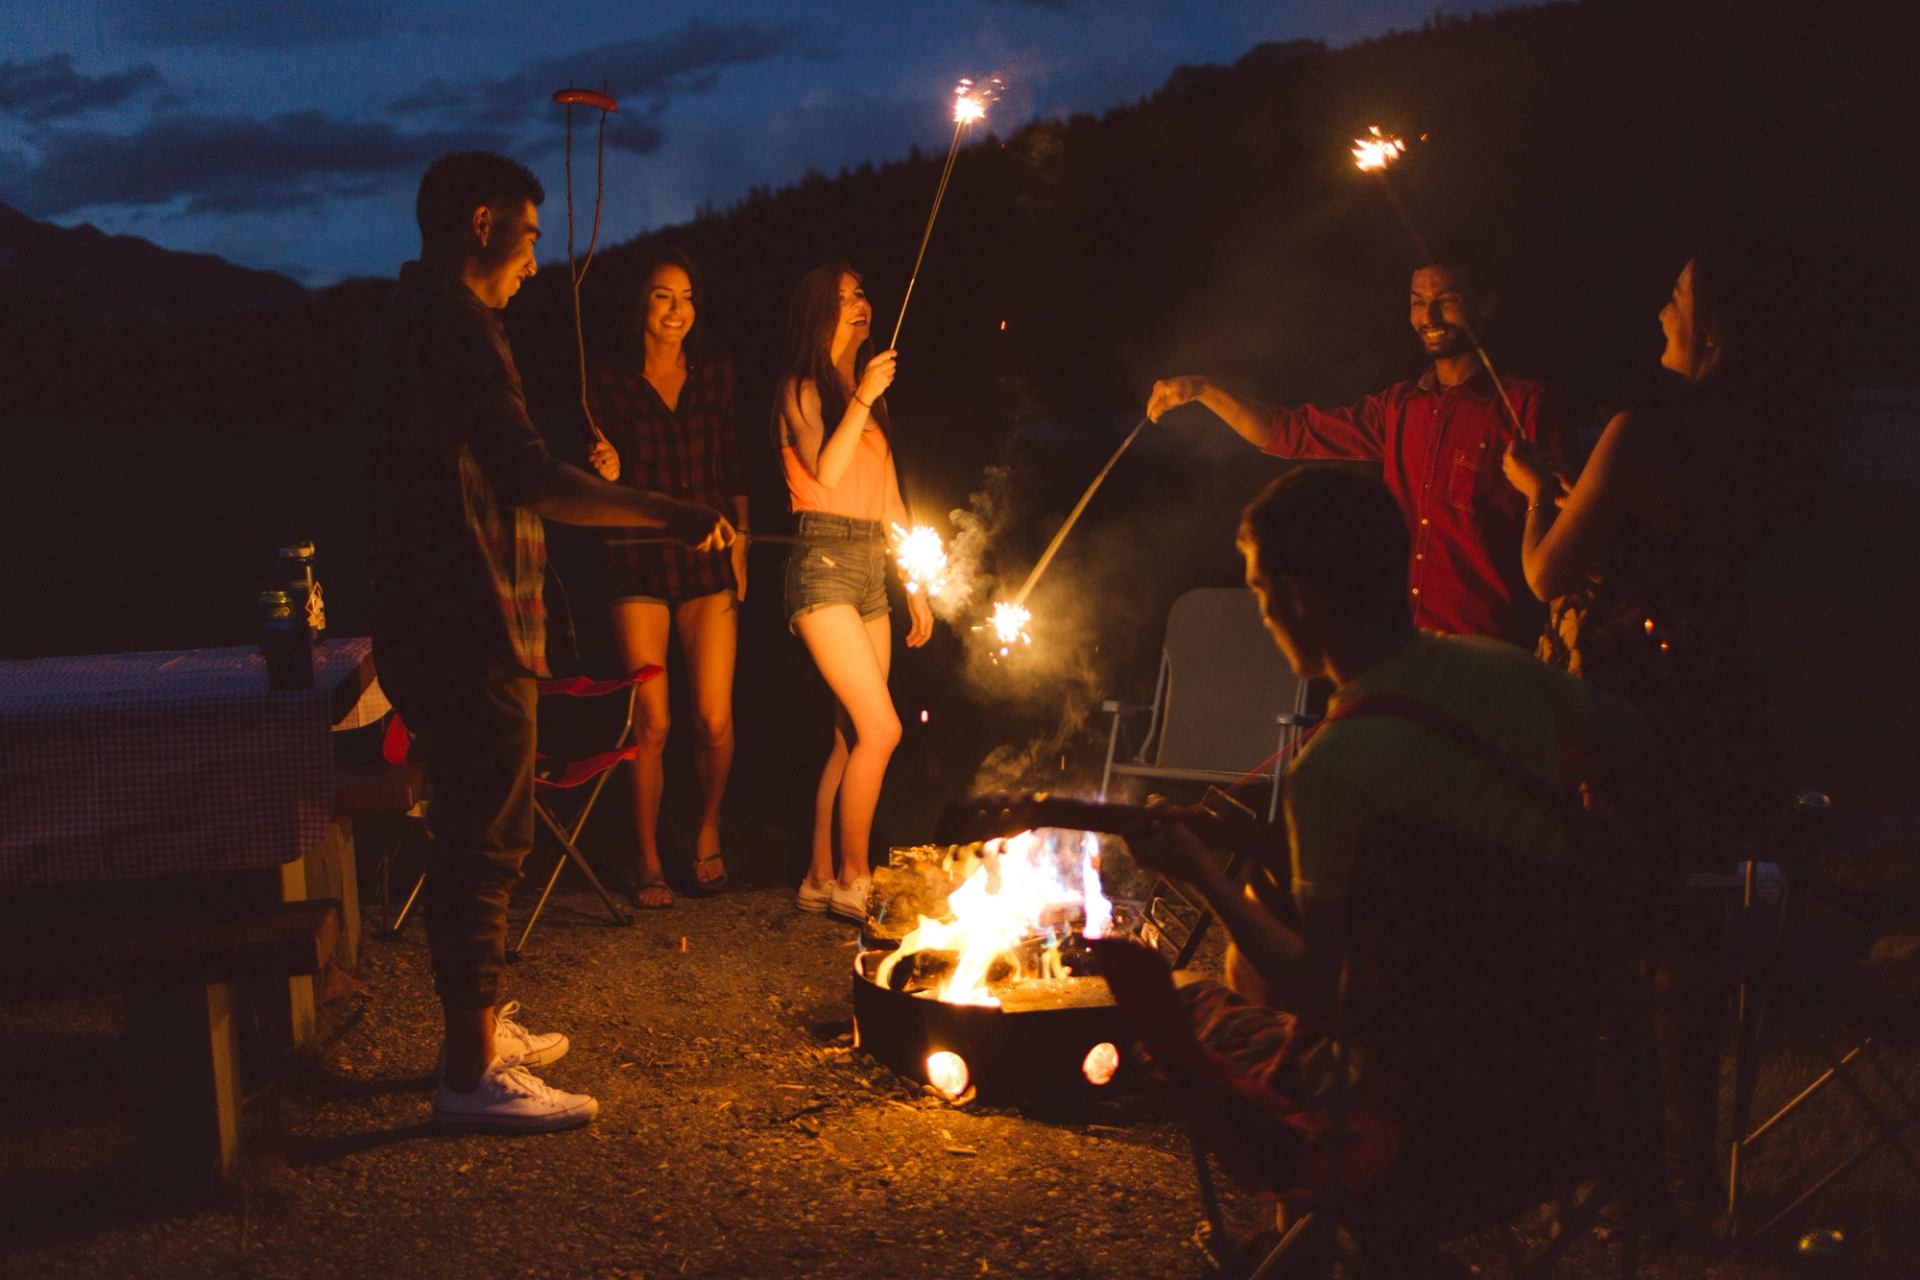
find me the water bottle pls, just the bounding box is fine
[277,540,325,636]
[260,589,314,690]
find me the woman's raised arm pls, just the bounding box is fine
[1504,408,1656,601]
[778,351,895,488]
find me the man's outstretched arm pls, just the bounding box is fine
[1146,376,1282,449]
[521,463,733,549]
[1147,375,1388,462]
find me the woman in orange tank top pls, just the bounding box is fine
[775,264,936,923]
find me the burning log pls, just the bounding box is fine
[867,846,955,945]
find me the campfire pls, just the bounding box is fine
[851,826,1131,1103]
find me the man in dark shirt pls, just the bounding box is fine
[1147,250,1569,646]
[359,151,731,1133]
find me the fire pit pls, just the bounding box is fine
[850,828,1135,1104]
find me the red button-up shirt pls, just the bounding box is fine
[1262,366,1567,644]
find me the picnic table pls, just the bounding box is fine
[0,638,389,1196]
[0,637,386,1037]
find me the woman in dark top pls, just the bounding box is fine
[1503,237,1797,1220]
[586,249,749,906]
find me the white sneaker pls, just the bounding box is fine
[434,1000,569,1073]
[826,874,871,924]
[795,874,834,913]
[434,1060,598,1133]
[495,1000,568,1068]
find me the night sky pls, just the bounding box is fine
[1,0,1527,284]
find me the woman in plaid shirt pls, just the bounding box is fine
[586,250,749,906]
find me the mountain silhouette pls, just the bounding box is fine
[0,203,310,325]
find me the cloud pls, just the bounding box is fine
[0,55,165,122]
[108,0,398,47]
[393,20,805,136]
[5,110,496,217]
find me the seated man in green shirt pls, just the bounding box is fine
[1134,464,1650,1059]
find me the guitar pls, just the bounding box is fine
[932,790,1285,875]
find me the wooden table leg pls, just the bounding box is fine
[125,980,240,1201]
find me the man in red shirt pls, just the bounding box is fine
[1147,250,1568,646]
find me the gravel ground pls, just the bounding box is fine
[5,867,1917,1279]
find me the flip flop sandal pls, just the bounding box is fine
[630,878,674,909]
[694,852,728,890]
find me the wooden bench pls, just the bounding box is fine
[0,899,341,1202]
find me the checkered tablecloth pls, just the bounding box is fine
[0,637,384,888]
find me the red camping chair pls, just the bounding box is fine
[383,665,662,959]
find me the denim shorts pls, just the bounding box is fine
[785,512,889,631]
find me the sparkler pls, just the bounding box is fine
[964,415,1151,659]
[555,86,617,452]
[891,522,950,597]
[983,601,1032,657]
[1011,416,1148,607]
[1350,125,1523,433]
[889,76,1003,350]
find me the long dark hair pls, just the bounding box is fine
[774,261,889,448]
[627,245,704,358]
[1632,231,1824,506]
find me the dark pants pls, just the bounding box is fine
[375,632,537,1011]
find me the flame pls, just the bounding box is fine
[952,75,1003,126]
[1351,125,1406,172]
[891,522,949,597]
[985,601,1032,656]
[876,830,1112,1007]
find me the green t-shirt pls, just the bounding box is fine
[1284,632,1590,902]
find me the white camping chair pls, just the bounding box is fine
[1099,586,1316,965]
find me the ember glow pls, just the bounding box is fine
[926,1050,971,1099]
[891,522,949,597]
[1351,125,1407,172]
[875,829,1112,1007]
[1081,1042,1120,1087]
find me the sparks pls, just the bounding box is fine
[987,601,1032,655]
[890,523,949,597]
[1351,125,1406,172]
[952,75,1002,126]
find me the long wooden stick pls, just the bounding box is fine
[605,531,817,548]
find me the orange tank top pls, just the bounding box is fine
[782,425,890,521]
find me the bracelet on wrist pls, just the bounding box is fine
[853,392,872,409]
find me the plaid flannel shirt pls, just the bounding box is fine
[357,263,561,675]
[587,350,742,601]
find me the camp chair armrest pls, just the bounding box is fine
[1102,699,1152,716]
[1277,711,1320,728]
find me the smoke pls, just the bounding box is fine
[938,416,1275,799]
[928,462,1010,623]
